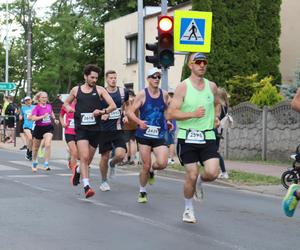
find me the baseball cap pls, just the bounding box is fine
[168,87,175,94]
[24,96,31,101]
[191,52,207,61]
[146,67,161,78]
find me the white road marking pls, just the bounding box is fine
[12,179,52,192]
[10,160,63,170]
[0,164,19,171]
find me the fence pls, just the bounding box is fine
[0,115,17,147]
[220,101,300,161]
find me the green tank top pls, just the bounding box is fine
[177,78,216,140]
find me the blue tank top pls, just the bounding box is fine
[135,88,166,139]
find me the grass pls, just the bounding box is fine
[167,164,281,186]
[227,170,281,186]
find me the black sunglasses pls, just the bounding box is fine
[191,59,208,65]
[150,75,161,80]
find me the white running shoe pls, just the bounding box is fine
[194,174,204,201]
[99,181,111,192]
[182,208,196,223]
[218,172,229,179]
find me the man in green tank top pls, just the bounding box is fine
[167,52,220,223]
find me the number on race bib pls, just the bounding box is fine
[185,129,206,144]
[144,125,160,138]
[81,113,96,125]
[108,108,121,120]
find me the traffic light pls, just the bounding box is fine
[157,15,174,68]
[145,42,160,68]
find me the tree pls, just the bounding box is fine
[256,0,281,84]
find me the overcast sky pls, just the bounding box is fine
[0,0,57,41]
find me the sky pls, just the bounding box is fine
[0,0,57,41]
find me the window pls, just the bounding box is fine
[124,82,134,90]
[126,34,138,64]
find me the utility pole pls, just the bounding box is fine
[26,6,32,97]
[5,0,9,96]
[161,0,168,91]
[137,0,145,91]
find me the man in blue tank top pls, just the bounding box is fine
[98,70,129,192]
[127,68,169,203]
[64,64,116,199]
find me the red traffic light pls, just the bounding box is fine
[158,16,173,32]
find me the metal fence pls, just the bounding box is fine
[0,115,17,147]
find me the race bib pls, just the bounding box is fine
[68,119,75,129]
[144,125,160,138]
[108,108,121,120]
[25,110,32,119]
[42,115,51,124]
[185,129,206,144]
[81,113,96,125]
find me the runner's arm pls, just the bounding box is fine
[93,87,116,117]
[64,87,77,112]
[126,91,146,128]
[291,88,300,112]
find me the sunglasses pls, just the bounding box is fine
[191,59,208,65]
[150,75,161,80]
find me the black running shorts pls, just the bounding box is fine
[98,130,127,154]
[33,125,54,140]
[176,139,220,166]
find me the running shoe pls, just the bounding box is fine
[71,166,80,186]
[148,171,155,185]
[32,162,38,172]
[109,159,116,178]
[84,185,95,199]
[138,192,148,203]
[44,162,51,171]
[99,181,111,192]
[282,184,300,217]
[194,175,204,201]
[218,172,229,179]
[182,208,196,223]
[19,145,27,150]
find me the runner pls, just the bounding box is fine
[127,67,169,203]
[20,96,35,161]
[167,52,220,223]
[59,99,78,175]
[122,90,138,165]
[98,70,129,191]
[282,87,300,217]
[64,64,116,198]
[30,91,59,172]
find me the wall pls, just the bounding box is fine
[220,101,300,161]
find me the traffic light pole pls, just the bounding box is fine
[138,0,145,90]
[161,0,168,91]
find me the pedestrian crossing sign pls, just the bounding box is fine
[174,10,212,53]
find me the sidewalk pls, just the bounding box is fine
[0,137,288,197]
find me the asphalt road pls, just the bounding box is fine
[0,149,299,250]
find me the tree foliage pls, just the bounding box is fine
[250,76,283,108]
[182,0,282,101]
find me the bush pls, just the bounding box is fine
[225,74,259,106]
[250,76,283,108]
